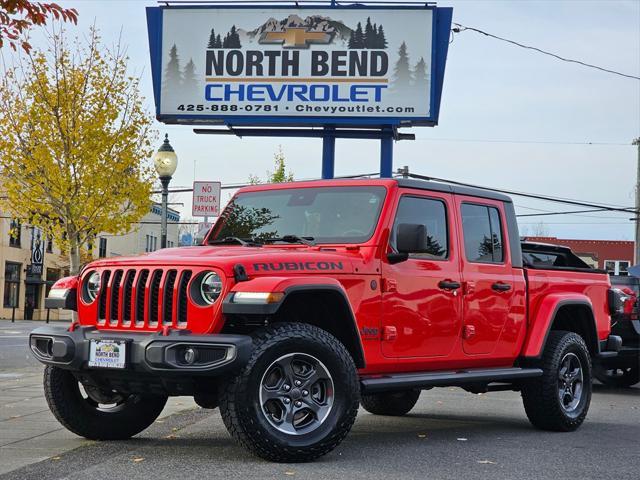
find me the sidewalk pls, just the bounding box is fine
[0,323,197,476]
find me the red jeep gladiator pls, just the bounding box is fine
[32,178,622,462]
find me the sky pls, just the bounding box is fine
[17,0,640,240]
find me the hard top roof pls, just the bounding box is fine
[395,178,512,203]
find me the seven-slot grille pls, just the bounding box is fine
[95,268,192,328]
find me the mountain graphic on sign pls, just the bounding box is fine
[232,15,354,46]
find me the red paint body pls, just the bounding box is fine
[53,179,613,375]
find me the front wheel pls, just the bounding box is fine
[521,331,592,432]
[44,366,167,440]
[219,323,360,462]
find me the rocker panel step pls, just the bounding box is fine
[360,367,543,394]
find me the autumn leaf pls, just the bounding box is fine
[0,1,78,53]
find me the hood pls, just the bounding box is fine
[85,245,368,277]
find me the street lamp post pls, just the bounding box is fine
[154,134,178,249]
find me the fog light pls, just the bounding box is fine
[183,347,198,365]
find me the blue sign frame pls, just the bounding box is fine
[146,2,452,128]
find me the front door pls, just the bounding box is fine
[456,198,516,355]
[24,284,39,320]
[381,191,463,358]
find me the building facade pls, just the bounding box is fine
[93,205,180,259]
[0,219,70,321]
[0,206,180,321]
[523,236,634,275]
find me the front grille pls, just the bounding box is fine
[109,270,123,325]
[148,270,163,326]
[98,270,111,321]
[95,267,194,329]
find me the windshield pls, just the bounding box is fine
[209,186,386,244]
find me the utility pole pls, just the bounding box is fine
[634,137,640,265]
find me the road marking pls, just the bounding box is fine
[0,335,29,338]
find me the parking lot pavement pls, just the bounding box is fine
[1,384,638,479]
[1,320,638,479]
[0,321,197,476]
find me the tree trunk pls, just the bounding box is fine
[68,236,81,322]
[68,240,81,276]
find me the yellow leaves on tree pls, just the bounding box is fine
[0,27,156,274]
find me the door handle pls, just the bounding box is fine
[438,280,461,290]
[492,282,512,292]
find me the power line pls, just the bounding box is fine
[516,208,626,218]
[152,172,380,194]
[452,23,640,81]
[412,137,632,146]
[403,171,637,214]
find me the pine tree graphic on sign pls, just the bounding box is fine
[207,28,217,48]
[413,56,429,93]
[163,44,182,92]
[377,25,388,48]
[391,41,413,92]
[348,19,387,49]
[182,58,198,91]
[363,17,374,47]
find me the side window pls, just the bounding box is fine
[461,203,504,263]
[391,196,448,259]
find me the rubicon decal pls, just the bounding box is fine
[155,8,435,119]
[252,261,344,272]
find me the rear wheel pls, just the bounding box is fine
[219,323,359,462]
[593,364,640,388]
[521,331,592,432]
[361,389,421,416]
[44,366,167,440]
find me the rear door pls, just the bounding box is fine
[381,190,463,358]
[455,197,518,355]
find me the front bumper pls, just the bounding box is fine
[29,325,252,376]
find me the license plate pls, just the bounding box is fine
[88,339,127,369]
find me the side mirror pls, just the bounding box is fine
[387,223,426,264]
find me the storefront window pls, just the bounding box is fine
[3,262,21,308]
[45,268,62,298]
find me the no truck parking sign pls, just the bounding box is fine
[192,181,222,217]
[146,4,452,127]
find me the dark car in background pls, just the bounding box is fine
[595,276,639,387]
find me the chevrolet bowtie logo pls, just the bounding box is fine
[259,27,334,49]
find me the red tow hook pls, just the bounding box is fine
[161,325,172,336]
[68,321,80,332]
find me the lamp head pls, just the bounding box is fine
[154,134,178,178]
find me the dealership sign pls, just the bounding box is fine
[146,5,452,126]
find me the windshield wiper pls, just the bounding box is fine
[264,235,316,246]
[209,236,262,247]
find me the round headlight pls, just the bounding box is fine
[200,272,223,305]
[84,271,101,303]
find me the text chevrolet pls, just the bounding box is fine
[31,179,622,462]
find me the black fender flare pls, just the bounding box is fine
[223,284,365,368]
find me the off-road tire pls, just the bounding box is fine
[194,392,219,409]
[44,366,167,440]
[521,331,592,432]
[360,389,421,416]
[593,364,640,388]
[219,322,360,462]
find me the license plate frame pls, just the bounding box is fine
[88,339,128,369]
